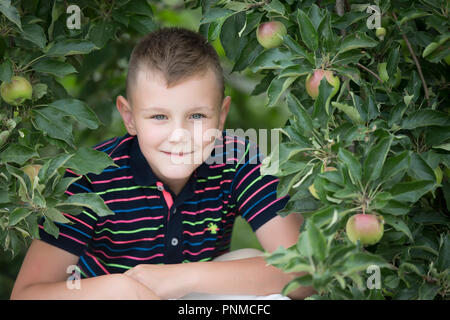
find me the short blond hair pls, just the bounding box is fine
[126,27,225,106]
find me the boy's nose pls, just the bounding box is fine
[167,127,190,143]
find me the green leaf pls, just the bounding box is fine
[65,147,117,175]
[398,9,430,25]
[43,217,59,238]
[49,99,100,129]
[402,110,450,129]
[389,181,435,203]
[87,20,116,49]
[282,35,314,65]
[341,252,389,276]
[383,215,413,241]
[57,193,115,217]
[267,76,298,107]
[296,9,319,51]
[380,151,410,185]
[8,207,33,227]
[38,153,73,184]
[0,0,22,30]
[287,94,314,135]
[32,107,74,148]
[282,274,312,296]
[0,59,13,82]
[307,220,326,262]
[0,144,39,165]
[249,48,293,72]
[338,148,362,186]
[129,15,158,34]
[338,32,378,55]
[21,23,47,49]
[220,11,247,61]
[418,282,440,300]
[32,59,77,78]
[332,101,363,124]
[363,135,393,184]
[200,8,234,24]
[45,39,97,57]
[44,207,72,224]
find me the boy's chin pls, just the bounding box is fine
[157,165,196,181]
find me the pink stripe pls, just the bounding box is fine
[63,213,93,230]
[104,195,159,204]
[183,247,215,256]
[182,205,222,215]
[65,169,81,176]
[247,196,287,223]
[113,155,130,161]
[91,249,163,261]
[183,228,208,236]
[97,216,164,226]
[91,176,134,184]
[108,136,134,156]
[239,179,279,211]
[39,225,87,246]
[225,211,235,217]
[209,163,226,169]
[65,190,74,196]
[84,251,110,274]
[94,137,118,150]
[92,234,164,244]
[224,137,245,145]
[226,158,239,162]
[236,163,261,190]
[194,186,220,194]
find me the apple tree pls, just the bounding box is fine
[197,0,449,299]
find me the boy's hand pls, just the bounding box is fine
[124,263,196,300]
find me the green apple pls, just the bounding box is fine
[256,21,287,49]
[1,76,33,106]
[375,27,386,41]
[346,213,384,246]
[305,69,340,100]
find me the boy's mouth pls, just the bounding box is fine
[162,151,193,157]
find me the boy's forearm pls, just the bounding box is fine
[186,256,315,299]
[11,273,160,300]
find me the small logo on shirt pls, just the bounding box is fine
[207,223,219,234]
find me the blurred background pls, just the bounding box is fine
[0,0,290,299]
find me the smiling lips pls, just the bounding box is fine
[162,151,193,157]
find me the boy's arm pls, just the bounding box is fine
[189,212,316,299]
[10,239,159,300]
[126,213,316,299]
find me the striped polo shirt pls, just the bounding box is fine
[38,130,289,278]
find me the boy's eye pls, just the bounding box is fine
[150,114,167,120]
[191,113,206,120]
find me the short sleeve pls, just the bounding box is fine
[38,170,97,257]
[230,138,290,232]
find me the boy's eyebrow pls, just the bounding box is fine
[143,105,213,112]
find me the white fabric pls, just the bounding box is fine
[178,249,291,300]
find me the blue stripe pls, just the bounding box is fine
[103,165,130,172]
[230,153,262,191]
[101,138,121,152]
[183,238,217,246]
[114,205,164,213]
[56,222,91,239]
[72,182,92,193]
[242,190,277,219]
[91,242,164,252]
[184,194,223,204]
[79,256,96,277]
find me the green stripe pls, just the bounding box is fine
[223,168,235,173]
[237,175,262,202]
[235,143,250,169]
[95,225,164,235]
[182,217,221,226]
[183,257,212,263]
[82,210,97,221]
[96,185,155,195]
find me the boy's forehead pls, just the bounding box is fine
[132,69,222,107]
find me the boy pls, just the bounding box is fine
[11,27,314,300]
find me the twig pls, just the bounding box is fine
[391,12,430,105]
[356,63,383,83]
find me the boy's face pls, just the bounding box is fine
[116,69,230,194]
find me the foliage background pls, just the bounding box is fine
[0,0,282,299]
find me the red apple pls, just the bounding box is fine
[305,69,340,100]
[256,21,287,49]
[346,213,384,246]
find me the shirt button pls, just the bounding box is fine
[157,185,164,191]
[171,237,178,246]
[173,208,177,214]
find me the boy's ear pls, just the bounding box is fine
[116,95,137,136]
[218,96,231,132]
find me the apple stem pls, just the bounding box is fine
[356,63,383,83]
